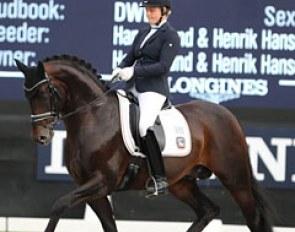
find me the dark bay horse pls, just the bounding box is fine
[15,55,273,232]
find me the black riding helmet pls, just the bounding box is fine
[140,0,172,21]
[140,0,172,10]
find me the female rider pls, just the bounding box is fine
[112,0,180,196]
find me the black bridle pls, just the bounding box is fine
[23,72,119,128]
[23,73,61,127]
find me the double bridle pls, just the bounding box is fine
[23,73,61,128]
[23,73,117,128]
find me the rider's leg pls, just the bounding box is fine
[136,91,168,196]
[140,128,168,196]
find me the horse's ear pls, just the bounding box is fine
[37,61,45,76]
[14,59,27,73]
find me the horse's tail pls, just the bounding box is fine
[247,155,275,232]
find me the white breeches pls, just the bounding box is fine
[130,87,166,137]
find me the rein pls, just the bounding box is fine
[24,73,119,127]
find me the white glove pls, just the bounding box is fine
[111,67,122,82]
[117,67,134,81]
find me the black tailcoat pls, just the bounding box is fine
[119,22,180,97]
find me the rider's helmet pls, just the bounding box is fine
[140,0,172,10]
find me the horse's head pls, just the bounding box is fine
[15,59,64,145]
[15,55,108,145]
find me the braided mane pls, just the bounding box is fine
[43,54,103,83]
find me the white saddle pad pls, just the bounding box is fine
[117,90,192,157]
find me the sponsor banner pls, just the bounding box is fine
[0,0,294,109]
[37,126,295,189]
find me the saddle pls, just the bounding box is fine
[116,89,192,190]
[117,90,192,157]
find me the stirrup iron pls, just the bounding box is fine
[145,176,168,198]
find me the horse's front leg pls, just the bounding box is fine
[44,176,110,232]
[88,197,118,232]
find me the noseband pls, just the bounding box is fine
[23,73,61,127]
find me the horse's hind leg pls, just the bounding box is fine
[88,197,118,232]
[169,177,220,232]
[217,162,273,232]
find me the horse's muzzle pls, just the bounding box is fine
[32,126,54,145]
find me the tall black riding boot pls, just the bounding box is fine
[141,129,168,196]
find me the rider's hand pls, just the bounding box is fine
[111,68,122,82]
[118,67,134,81]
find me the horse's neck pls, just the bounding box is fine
[63,92,119,135]
[66,76,103,102]
[51,63,120,130]
[62,93,120,155]
[54,66,107,115]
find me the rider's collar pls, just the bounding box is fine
[151,20,167,29]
